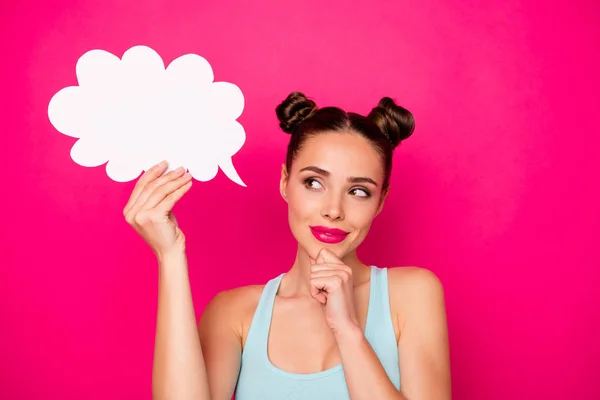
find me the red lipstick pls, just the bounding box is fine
[309,226,349,244]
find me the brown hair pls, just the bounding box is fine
[275,92,415,191]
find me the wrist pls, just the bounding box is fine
[333,322,363,344]
[156,249,187,266]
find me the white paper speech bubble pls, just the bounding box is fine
[48,45,247,186]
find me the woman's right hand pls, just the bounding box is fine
[123,161,193,259]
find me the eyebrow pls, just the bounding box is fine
[299,166,379,187]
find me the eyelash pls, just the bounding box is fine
[303,178,371,198]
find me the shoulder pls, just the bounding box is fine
[386,266,446,329]
[197,284,268,397]
[198,283,265,340]
[207,284,265,308]
[201,284,265,324]
[387,266,445,297]
[387,267,452,397]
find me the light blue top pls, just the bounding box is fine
[235,266,400,399]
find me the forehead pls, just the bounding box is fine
[293,132,384,178]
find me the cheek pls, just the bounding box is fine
[286,185,316,218]
[347,201,380,231]
[351,213,376,232]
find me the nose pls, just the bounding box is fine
[321,191,344,221]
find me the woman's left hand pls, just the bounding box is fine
[309,248,360,334]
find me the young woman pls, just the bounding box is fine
[124,92,451,399]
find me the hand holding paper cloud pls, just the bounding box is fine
[123,162,193,258]
[48,45,247,186]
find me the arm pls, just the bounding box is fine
[152,253,244,400]
[335,327,408,399]
[336,267,451,400]
[152,252,211,400]
[122,162,235,399]
[197,288,245,400]
[396,267,451,399]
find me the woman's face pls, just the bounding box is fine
[280,131,388,260]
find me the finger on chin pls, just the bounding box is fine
[320,248,343,264]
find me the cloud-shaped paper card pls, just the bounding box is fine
[48,45,247,186]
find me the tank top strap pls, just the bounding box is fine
[364,266,401,389]
[365,266,395,333]
[371,266,393,323]
[241,273,285,361]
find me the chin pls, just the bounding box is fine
[303,240,347,260]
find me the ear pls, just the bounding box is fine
[375,187,390,217]
[279,164,289,203]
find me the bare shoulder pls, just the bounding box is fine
[387,266,445,296]
[200,284,264,324]
[198,284,265,341]
[204,284,264,313]
[197,284,267,398]
[386,267,447,330]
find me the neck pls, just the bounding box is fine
[278,246,371,298]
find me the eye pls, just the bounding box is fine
[304,178,323,190]
[350,187,371,198]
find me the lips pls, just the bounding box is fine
[309,225,349,244]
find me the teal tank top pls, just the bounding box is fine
[234,266,400,399]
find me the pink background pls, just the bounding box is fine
[2,0,599,399]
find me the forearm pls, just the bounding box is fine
[152,252,210,400]
[336,325,406,400]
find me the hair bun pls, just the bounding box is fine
[275,92,318,134]
[368,97,415,149]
